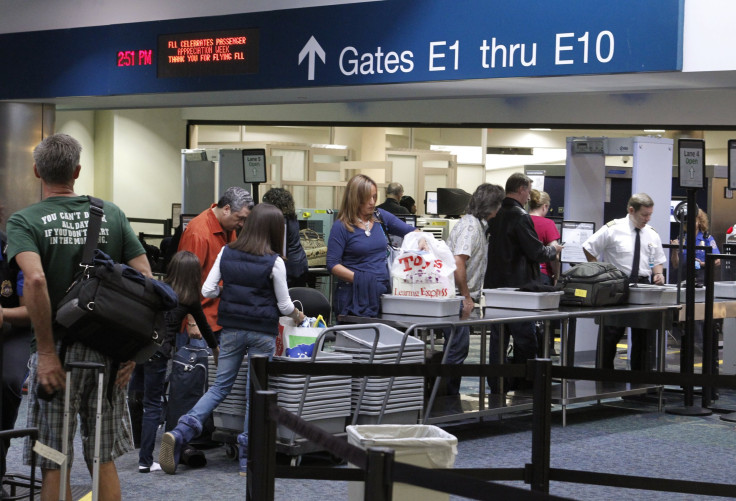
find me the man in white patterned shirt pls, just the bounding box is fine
[443,183,505,395]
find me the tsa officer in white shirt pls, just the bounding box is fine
[582,193,667,370]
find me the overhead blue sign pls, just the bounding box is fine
[0,0,684,100]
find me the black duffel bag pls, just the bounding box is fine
[557,262,629,307]
[55,197,178,363]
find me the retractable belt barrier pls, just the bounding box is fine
[245,320,736,500]
[251,362,571,501]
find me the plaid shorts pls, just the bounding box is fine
[23,342,134,470]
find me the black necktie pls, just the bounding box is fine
[630,228,641,282]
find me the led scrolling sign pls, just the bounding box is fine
[116,28,260,78]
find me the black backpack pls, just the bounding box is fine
[557,262,629,307]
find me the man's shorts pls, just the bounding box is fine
[23,342,134,470]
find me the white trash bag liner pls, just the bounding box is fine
[347,424,457,469]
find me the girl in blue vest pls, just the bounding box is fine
[160,203,305,476]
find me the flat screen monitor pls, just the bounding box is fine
[425,191,438,215]
[395,214,417,227]
[560,221,596,264]
[390,215,417,247]
[437,187,471,217]
[180,214,199,231]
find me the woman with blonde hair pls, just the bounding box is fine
[327,174,416,317]
[528,189,561,285]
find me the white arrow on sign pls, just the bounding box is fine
[298,36,326,81]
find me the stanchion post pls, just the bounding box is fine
[247,356,277,501]
[703,250,716,408]
[667,190,711,416]
[528,358,552,493]
[364,446,395,501]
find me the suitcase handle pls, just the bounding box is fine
[66,361,105,373]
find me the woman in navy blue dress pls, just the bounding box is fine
[327,174,415,318]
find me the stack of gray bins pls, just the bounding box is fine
[210,355,248,432]
[334,324,425,425]
[269,351,353,442]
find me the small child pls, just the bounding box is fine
[133,251,218,473]
[160,203,305,476]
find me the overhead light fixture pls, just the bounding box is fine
[312,144,348,149]
[487,147,533,155]
[529,128,551,131]
[644,129,665,133]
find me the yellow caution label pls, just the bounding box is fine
[78,492,92,501]
[574,289,587,298]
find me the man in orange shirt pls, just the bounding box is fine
[161,187,252,468]
[178,186,254,335]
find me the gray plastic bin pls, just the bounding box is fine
[346,424,457,501]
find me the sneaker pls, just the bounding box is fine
[159,431,183,475]
[138,462,162,473]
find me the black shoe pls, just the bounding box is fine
[180,444,207,468]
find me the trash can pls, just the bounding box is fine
[346,424,458,501]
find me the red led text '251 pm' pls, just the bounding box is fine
[117,50,153,67]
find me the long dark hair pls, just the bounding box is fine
[164,251,201,305]
[229,203,284,257]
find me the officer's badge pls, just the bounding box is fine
[1,279,12,298]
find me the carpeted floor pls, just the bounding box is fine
[4,387,736,500]
[4,333,736,500]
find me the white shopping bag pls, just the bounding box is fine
[390,232,456,298]
[276,317,326,358]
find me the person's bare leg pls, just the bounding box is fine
[40,468,72,501]
[85,461,122,501]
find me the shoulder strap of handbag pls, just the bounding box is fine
[373,209,390,244]
[81,196,105,266]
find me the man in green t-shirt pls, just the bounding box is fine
[6,133,150,501]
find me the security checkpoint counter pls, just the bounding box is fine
[339,301,680,427]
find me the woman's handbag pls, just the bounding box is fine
[55,197,178,363]
[299,228,328,266]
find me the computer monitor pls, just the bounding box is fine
[395,214,418,227]
[560,221,596,264]
[437,187,471,217]
[425,191,438,215]
[180,214,199,231]
[390,215,417,247]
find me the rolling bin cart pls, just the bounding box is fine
[334,324,425,426]
[209,331,353,466]
[271,336,353,465]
